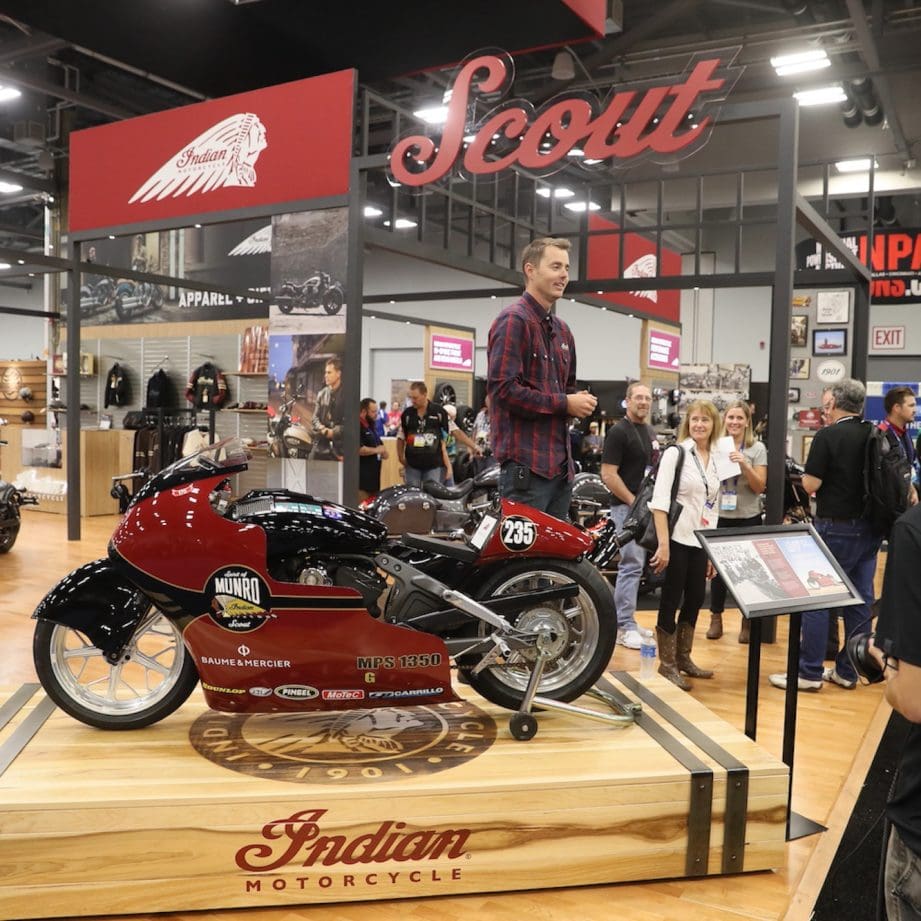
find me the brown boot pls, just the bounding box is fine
[738,618,751,644]
[656,626,691,690]
[676,622,714,679]
[706,612,723,640]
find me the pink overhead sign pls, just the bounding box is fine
[648,330,680,371]
[430,334,474,371]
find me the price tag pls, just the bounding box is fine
[469,513,498,550]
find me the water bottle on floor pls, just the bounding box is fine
[639,629,656,680]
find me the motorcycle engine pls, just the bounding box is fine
[271,555,388,617]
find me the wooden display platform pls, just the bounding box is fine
[0,673,788,920]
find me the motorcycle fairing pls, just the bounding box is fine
[31,559,152,659]
[475,498,594,562]
[184,607,458,713]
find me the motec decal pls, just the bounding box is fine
[129,113,267,204]
[389,49,741,187]
[206,567,271,633]
[189,699,496,784]
[499,515,537,552]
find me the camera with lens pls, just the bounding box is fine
[846,632,886,684]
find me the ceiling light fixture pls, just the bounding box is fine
[383,218,418,229]
[0,86,21,103]
[0,181,22,194]
[794,85,847,106]
[413,105,449,125]
[771,49,831,77]
[835,157,878,173]
[363,205,383,217]
[551,49,576,81]
[565,201,601,212]
[536,186,575,199]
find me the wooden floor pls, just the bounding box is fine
[0,511,891,921]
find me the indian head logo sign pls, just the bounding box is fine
[69,70,355,233]
[389,49,741,187]
[129,113,268,203]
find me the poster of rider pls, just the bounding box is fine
[269,208,348,335]
[75,219,271,327]
[697,525,861,618]
[268,331,345,500]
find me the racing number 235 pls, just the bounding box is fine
[500,516,536,550]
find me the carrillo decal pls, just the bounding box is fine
[130,113,267,203]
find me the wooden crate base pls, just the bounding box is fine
[0,672,788,920]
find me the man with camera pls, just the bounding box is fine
[866,501,921,918]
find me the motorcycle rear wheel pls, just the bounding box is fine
[323,288,344,314]
[466,558,616,711]
[33,611,199,730]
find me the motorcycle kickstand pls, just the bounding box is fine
[508,629,552,741]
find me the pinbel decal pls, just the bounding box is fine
[235,808,471,872]
[389,50,741,187]
[130,113,267,203]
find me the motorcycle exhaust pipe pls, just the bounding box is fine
[588,517,637,569]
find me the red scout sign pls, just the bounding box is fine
[390,51,740,187]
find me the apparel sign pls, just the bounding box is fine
[69,70,355,232]
[389,50,741,187]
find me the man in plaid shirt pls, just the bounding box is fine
[487,237,597,519]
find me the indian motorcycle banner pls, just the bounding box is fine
[69,70,355,233]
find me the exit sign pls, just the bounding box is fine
[872,326,905,350]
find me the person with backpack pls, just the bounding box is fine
[769,378,882,693]
[879,385,918,509]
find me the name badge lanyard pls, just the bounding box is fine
[691,448,717,524]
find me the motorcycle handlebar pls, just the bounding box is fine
[587,516,639,569]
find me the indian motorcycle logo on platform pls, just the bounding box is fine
[129,112,267,203]
[188,699,496,784]
[234,808,471,894]
[389,49,741,187]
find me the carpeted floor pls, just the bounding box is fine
[812,711,912,921]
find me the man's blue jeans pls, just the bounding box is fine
[610,503,645,633]
[799,516,880,682]
[499,462,571,521]
[405,465,444,488]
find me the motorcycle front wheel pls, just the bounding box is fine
[113,297,129,321]
[323,288,344,314]
[0,521,20,552]
[33,610,199,730]
[466,558,616,711]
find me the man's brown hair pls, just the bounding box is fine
[520,237,571,280]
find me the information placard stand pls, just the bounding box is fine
[697,523,864,842]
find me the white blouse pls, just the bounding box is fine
[648,438,721,548]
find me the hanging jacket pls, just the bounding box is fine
[185,362,229,410]
[146,368,175,408]
[104,363,129,408]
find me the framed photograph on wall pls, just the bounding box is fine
[790,358,810,380]
[790,315,808,348]
[801,434,814,464]
[816,290,850,324]
[788,387,800,403]
[696,523,863,619]
[812,328,847,356]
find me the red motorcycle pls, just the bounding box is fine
[32,438,618,740]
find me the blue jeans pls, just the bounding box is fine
[886,825,921,921]
[799,516,880,682]
[499,461,572,521]
[610,503,646,633]
[404,465,444,488]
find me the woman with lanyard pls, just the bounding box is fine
[648,400,722,690]
[705,400,768,643]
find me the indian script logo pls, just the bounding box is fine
[130,113,267,203]
[189,699,496,784]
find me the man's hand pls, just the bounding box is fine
[379,446,389,460]
[566,390,598,419]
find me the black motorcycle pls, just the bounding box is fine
[276,271,344,315]
[0,434,38,552]
[114,279,164,321]
[79,276,117,317]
